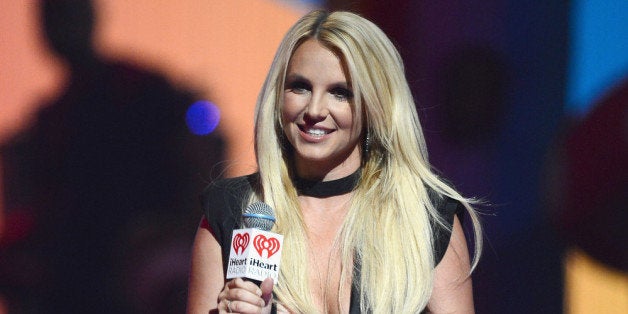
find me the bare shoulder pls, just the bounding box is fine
[427,216,475,313]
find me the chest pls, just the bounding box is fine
[307,234,352,313]
[303,204,353,313]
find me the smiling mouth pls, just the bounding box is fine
[299,125,333,137]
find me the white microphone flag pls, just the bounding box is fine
[226,228,283,283]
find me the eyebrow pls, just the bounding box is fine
[284,74,309,84]
[285,74,351,89]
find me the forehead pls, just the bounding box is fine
[286,39,350,81]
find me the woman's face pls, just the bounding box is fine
[282,39,362,179]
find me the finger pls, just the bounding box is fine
[226,299,267,314]
[260,277,274,306]
[218,282,233,304]
[221,299,232,313]
[225,277,240,289]
[226,287,265,308]
[224,299,241,314]
[228,278,263,296]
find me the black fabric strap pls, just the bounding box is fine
[293,169,361,197]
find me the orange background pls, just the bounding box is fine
[0,0,308,175]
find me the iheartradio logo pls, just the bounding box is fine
[232,233,250,255]
[253,234,280,258]
[232,233,281,258]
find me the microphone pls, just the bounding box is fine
[242,202,275,231]
[226,202,283,284]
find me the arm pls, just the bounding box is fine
[187,217,226,313]
[427,216,475,313]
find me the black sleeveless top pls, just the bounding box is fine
[200,173,463,313]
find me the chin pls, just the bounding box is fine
[296,150,332,162]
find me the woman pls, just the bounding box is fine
[188,10,482,313]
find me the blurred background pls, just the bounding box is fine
[0,0,626,313]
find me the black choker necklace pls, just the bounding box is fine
[293,169,361,197]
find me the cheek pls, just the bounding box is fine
[281,94,303,123]
[280,95,302,142]
[333,106,359,131]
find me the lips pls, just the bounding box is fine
[298,125,333,138]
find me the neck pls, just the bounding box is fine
[293,168,361,197]
[294,161,360,182]
[293,146,362,181]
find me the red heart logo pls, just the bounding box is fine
[253,234,281,258]
[232,233,250,255]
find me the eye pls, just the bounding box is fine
[330,87,354,102]
[286,80,311,94]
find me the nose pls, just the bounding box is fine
[305,92,329,121]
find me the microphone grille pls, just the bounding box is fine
[243,202,276,231]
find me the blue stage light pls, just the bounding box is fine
[566,0,628,116]
[186,100,220,135]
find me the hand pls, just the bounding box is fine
[218,278,274,314]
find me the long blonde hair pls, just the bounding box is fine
[252,10,482,313]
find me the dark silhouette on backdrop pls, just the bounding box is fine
[0,1,225,313]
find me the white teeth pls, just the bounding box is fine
[307,129,326,136]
